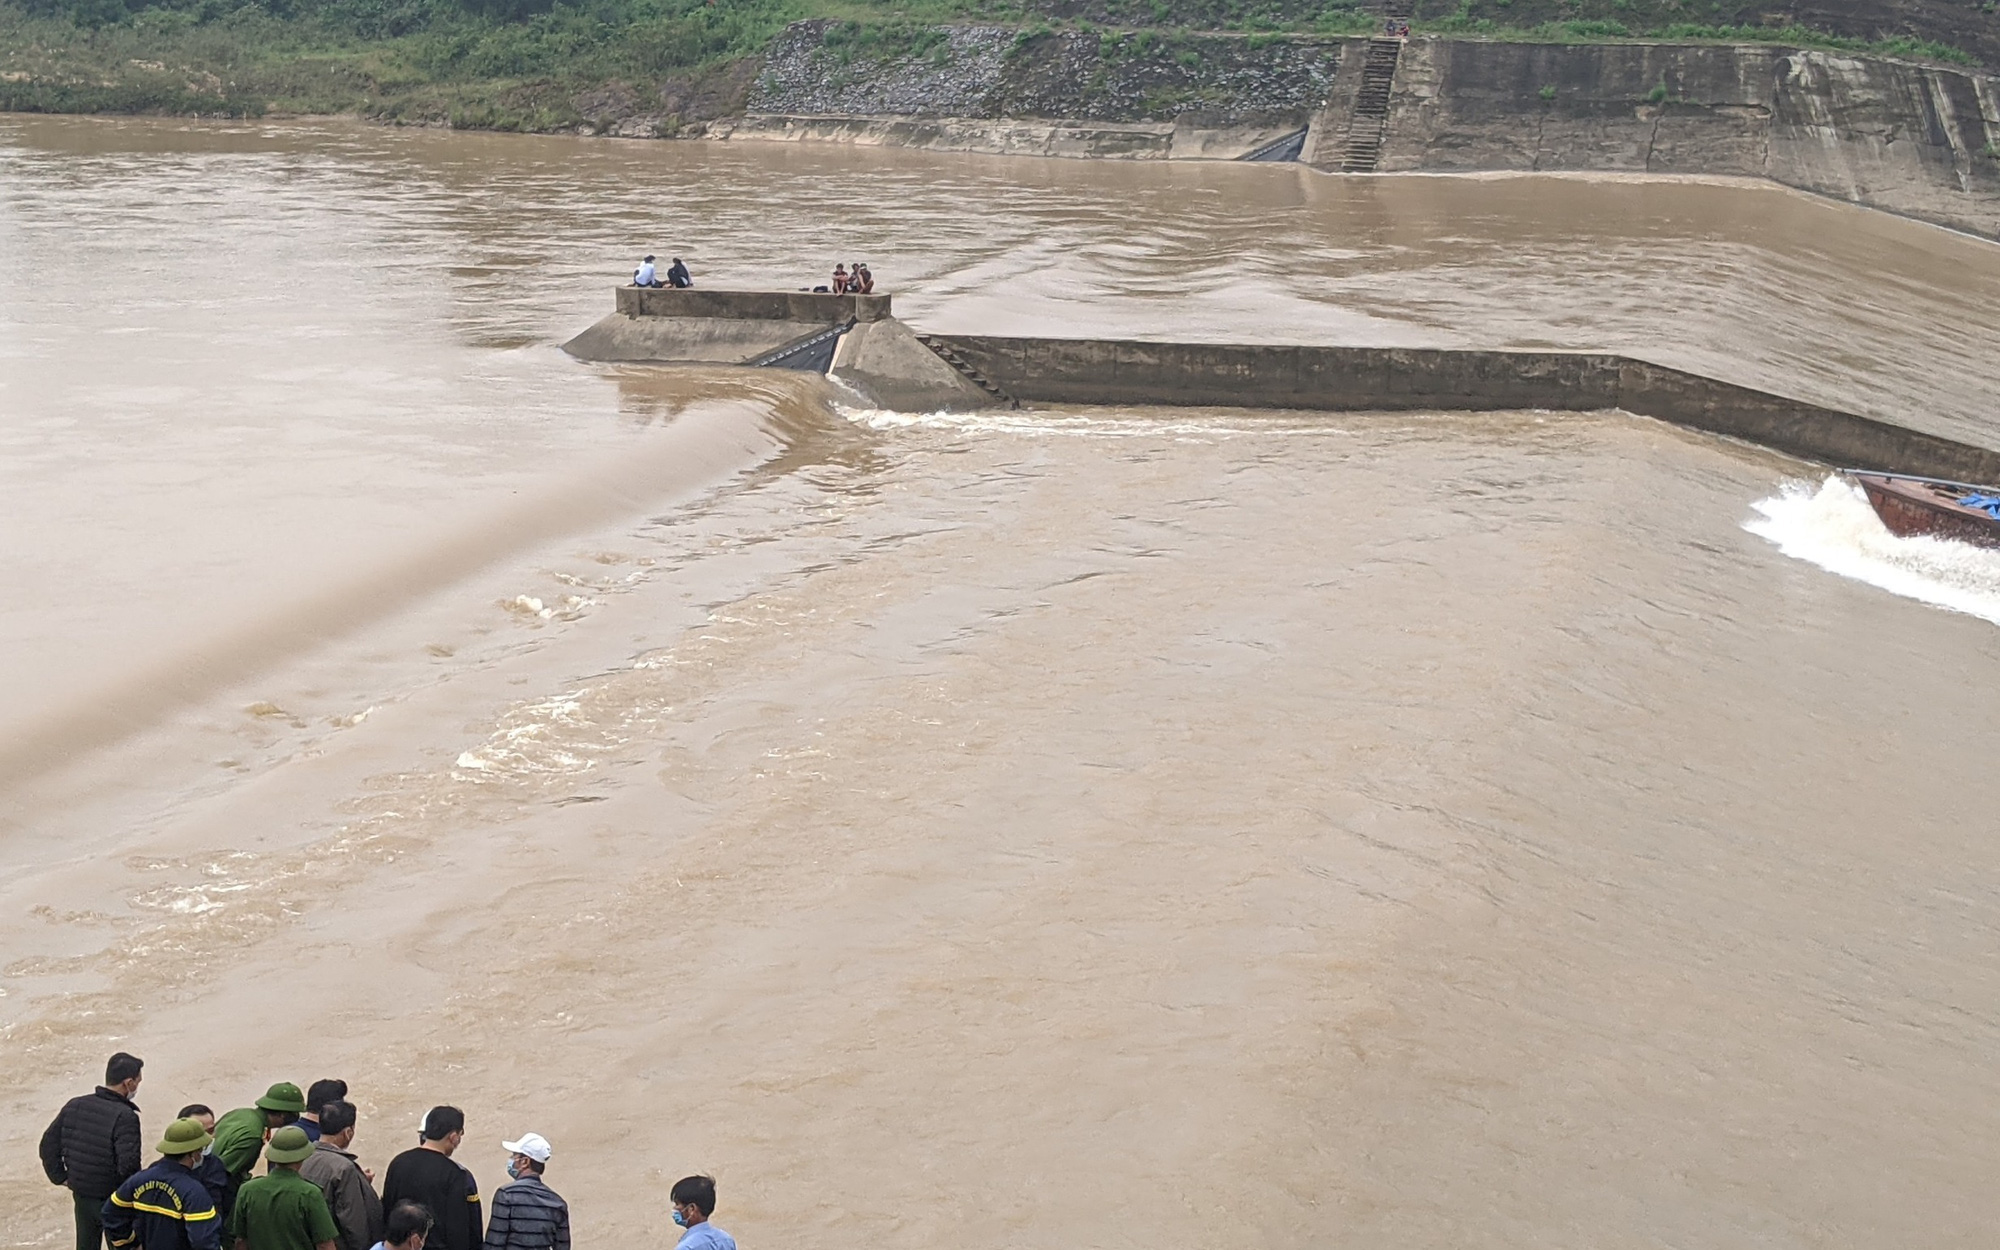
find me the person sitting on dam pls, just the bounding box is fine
[830,264,851,294]
[632,256,664,288]
[852,263,875,294]
[666,257,692,289]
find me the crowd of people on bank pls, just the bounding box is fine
[40,1053,735,1250]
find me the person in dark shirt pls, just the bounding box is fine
[481,1134,566,1250]
[41,1052,146,1250]
[101,1117,222,1250]
[298,1082,349,1144]
[379,1108,481,1250]
[665,258,693,289]
[175,1107,234,1228]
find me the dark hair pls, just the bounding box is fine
[670,1175,716,1216]
[264,1110,300,1126]
[643,255,655,262]
[306,1080,348,1110]
[178,1104,212,1120]
[421,1106,464,1141]
[319,1100,357,1137]
[105,1053,143,1086]
[384,1201,433,1246]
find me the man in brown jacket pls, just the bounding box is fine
[296,1102,380,1250]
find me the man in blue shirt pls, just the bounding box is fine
[668,1176,733,1250]
[101,1117,223,1250]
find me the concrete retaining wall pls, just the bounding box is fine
[1352,40,2000,238]
[935,334,2000,478]
[617,287,892,322]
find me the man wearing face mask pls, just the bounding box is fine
[481,1134,566,1250]
[380,1108,480,1250]
[668,1177,733,1250]
[298,1102,381,1250]
[176,1107,234,1228]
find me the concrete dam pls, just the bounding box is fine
[564,288,2000,482]
[697,27,2000,240]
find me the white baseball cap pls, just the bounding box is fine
[502,1132,552,1163]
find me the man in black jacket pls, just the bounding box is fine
[40,1053,145,1250]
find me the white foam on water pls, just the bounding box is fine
[836,403,1352,440]
[1745,474,2000,625]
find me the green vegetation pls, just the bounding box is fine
[1423,0,1979,66]
[0,0,1982,129]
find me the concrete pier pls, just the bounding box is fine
[564,288,892,364]
[563,288,2000,481]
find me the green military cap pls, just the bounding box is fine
[157,1117,213,1156]
[255,1082,306,1114]
[265,1125,315,1164]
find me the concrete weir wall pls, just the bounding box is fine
[563,289,2000,479]
[564,288,891,363]
[933,335,2000,480]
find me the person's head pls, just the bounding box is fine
[264,1125,314,1172]
[105,1052,143,1097]
[420,1106,465,1155]
[671,257,682,264]
[156,1116,213,1167]
[255,1082,305,1129]
[643,255,656,264]
[670,1175,716,1227]
[383,1201,433,1250]
[500,1133,550,1180]
[303,1080,347,1121]
[834,263,847,272]
[177,1105,216,1134]
[319,1099,358,1149]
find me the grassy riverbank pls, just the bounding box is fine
[0,0,1985,129]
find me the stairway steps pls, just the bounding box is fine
[1337,30,1405,173]
[916,335,1020,407]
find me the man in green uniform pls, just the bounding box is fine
[226,1127,335,1250]
[210,1085,307,1204]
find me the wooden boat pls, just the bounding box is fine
[1850,471,2000,549]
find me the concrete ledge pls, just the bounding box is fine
[934,334,2000,480]
[615,287,892,323]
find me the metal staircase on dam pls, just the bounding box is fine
[916,335,1020,408]
[1340,37,1404,172]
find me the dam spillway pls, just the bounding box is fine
[565,288,2000,482]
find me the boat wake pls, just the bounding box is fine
[1745,474,2000,625]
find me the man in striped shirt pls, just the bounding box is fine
[481,1135,567,1250]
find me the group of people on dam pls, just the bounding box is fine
[625,254,875,295]
[633,255,694,289]
[828,263,874,295]
[40,1053,736,1250]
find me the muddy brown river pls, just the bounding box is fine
[5,115,2000,1248]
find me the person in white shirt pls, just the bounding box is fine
[633,255,662,287]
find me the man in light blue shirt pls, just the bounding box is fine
[633,256,662,288]
[669,1176,734,1250]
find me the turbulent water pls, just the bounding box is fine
[6,115,2000,1248]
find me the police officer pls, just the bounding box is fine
[101,1117,223,1250]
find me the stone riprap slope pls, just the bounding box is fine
[751,21,1342,125]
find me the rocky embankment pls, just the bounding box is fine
[704,23,2000,238]
[715,22,1336,158]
